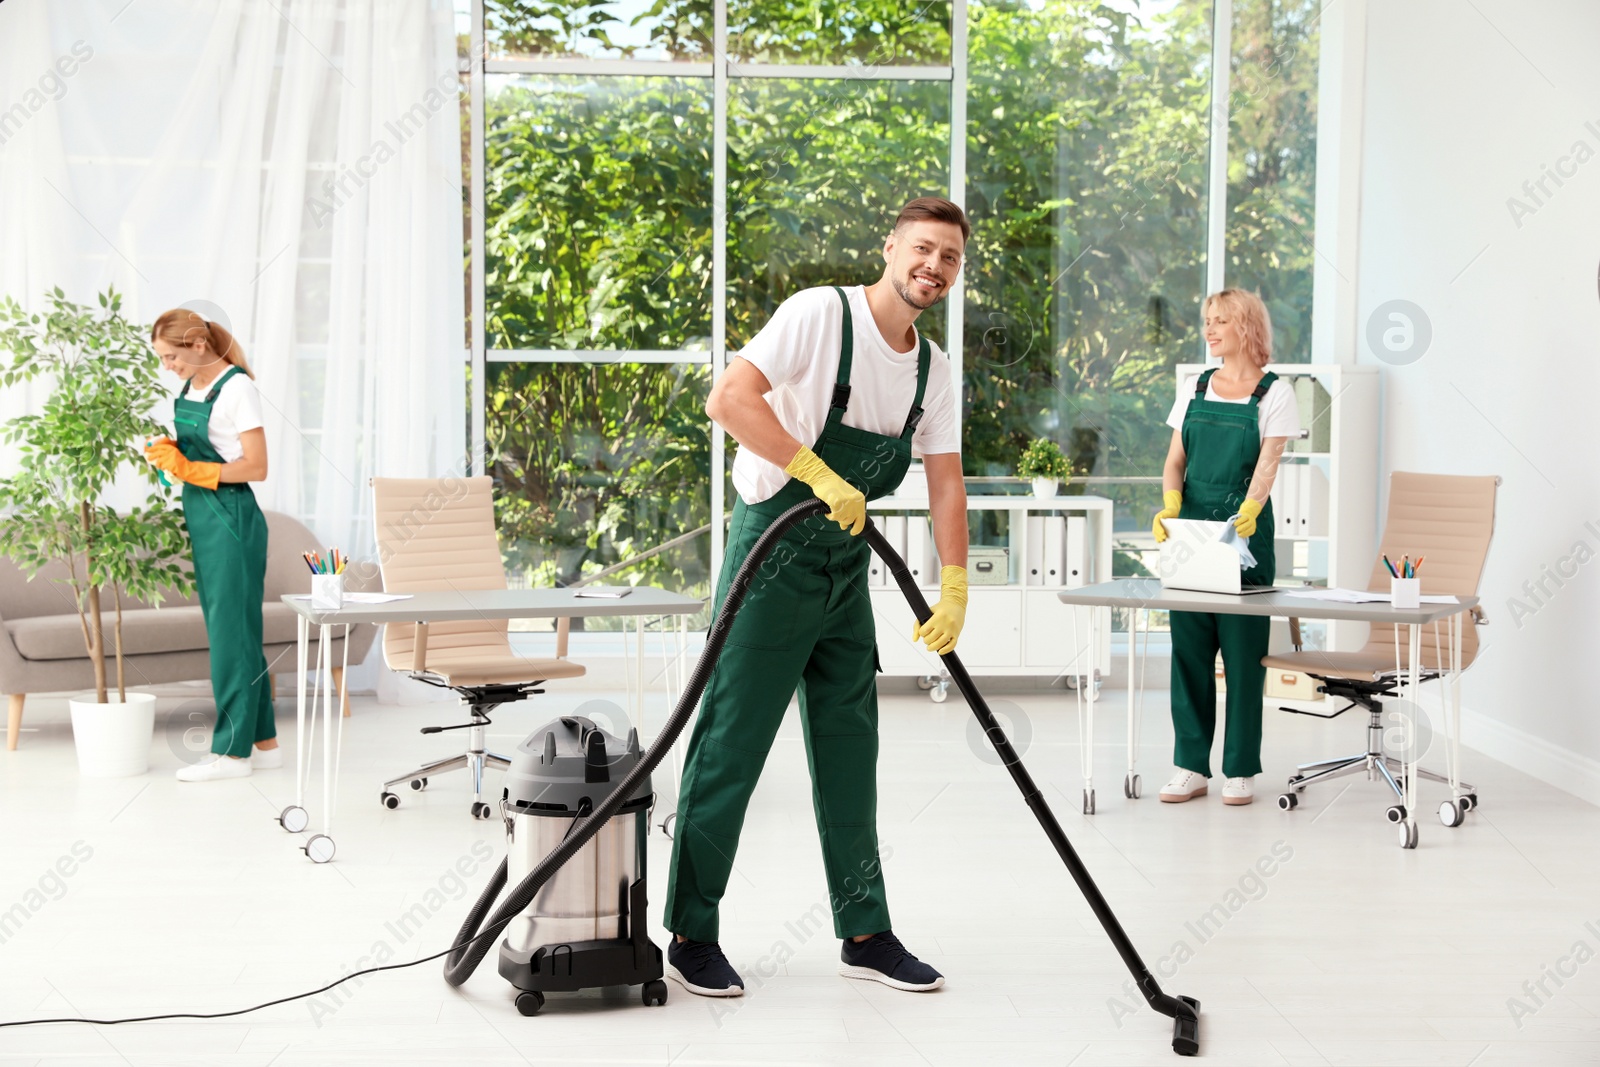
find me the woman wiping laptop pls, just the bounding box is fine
[1150,290,1300,807]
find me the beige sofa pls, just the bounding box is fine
[1,510,377,750]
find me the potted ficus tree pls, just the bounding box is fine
[1016,437,1074,499]
[0,288,193,777]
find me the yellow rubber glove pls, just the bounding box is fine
[1232,497,1264,538]
[914,565,968,655]
[1151,490,1183,543]
[784,445,866,535]
[145,441,221,491]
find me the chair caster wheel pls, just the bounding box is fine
[515,990,544,1016]
[1461,792,1478,811]
[303,834,336,863]
[1287,775,1305,793]
[411,777,428,791]
[1439,798,1467,827]
[1277,793,1298,811]
[642,979,668,1006]
[381,792,400,810]
[659,812,677,840]
[1123,773,1141,799]
[1082,788,1096,815]
[1398,820,1418,849]
[915,675,936,691]
[470,801,492,820]
[1384,804,1406,824]
[929,682,949,703]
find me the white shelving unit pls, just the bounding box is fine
[1176,362,1379,653]
[867,494,1115,696]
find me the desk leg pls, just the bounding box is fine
[279,616,312,835]
[303,623,338,864]
[1400,622,1422,849]
[635,616,646,730]
[1123,606,1143,800]
[1071,606,1095,814]
[1451,611,1464,796]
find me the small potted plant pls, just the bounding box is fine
[0,288,193,777]
[1017,437,1073,498]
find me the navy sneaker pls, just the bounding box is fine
[666,937,745,997]
[839,931,945,991]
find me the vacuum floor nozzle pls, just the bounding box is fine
[1171,995,1201,1056]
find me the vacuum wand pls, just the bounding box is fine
[444,500,1199,1055]
[861,521,1202,1057]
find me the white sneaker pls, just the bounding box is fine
[1159,769,1208,803]
[176,754,253,782]
[252,745,284,770]
[1221,776,1254,805]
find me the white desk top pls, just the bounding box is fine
[281,587,703,626]
[1057,578,1477,625]
[871,493,1113,511]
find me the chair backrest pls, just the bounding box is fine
[372,476,509,670]
[1361,471,1498,669]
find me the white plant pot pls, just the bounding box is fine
[68,691,156,778]
[1030,477,1059,499]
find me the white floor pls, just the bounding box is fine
[2,679,1598,1067]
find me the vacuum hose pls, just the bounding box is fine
[443,498,1201,1056]
[444,498,832,986]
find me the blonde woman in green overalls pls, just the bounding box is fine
[145,310,279,782]
[1151,289,1298,807]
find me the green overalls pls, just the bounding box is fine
[665,286,930,943]
[1169,368,1278,779]
[174,366,275,759]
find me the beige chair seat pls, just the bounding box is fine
[416,651,586,687]
[1262,648,1451,682]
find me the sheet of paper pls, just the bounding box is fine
[286,592,413,603]
[574,587,632,599]
[1284,588,1458,605]
[1284,588,1387,603]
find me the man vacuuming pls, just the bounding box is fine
[664,197,970,997]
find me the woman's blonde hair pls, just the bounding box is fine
[1203,289,1273,369]
[150,308,254,379]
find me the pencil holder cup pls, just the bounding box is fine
[311,574,345,611]
[1390,577,1420,610]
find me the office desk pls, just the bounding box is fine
[280,588,703,862]
[1057,579,1479,848]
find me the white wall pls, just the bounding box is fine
[1358,0,1600,800]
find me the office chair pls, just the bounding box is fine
[1263,472,1497,825]
[371,476,584,819]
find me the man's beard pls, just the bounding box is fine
[892,270,947,311]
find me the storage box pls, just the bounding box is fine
[1265,668,1324,702]
[968,546,1010,585]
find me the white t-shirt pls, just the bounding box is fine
[1165,371,1301,442]
[732,285,961,505]
[160,370,265,464]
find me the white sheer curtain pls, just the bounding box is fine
[0,0,467,694]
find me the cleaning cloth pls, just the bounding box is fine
[1218,516,1257,571]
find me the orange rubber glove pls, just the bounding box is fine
[784,445,866,536]
[1152,490,1182,543]
[1232,497,1264,538]
[914,565,968,655]
[144,440,221,491]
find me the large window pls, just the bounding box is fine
[460,0,1321,625]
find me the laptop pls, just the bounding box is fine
[1158,518,1279,596]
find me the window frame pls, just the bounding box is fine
[464,0,1327,589]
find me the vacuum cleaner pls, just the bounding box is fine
[492,714,668,1016]
[444,499,1202,1056]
